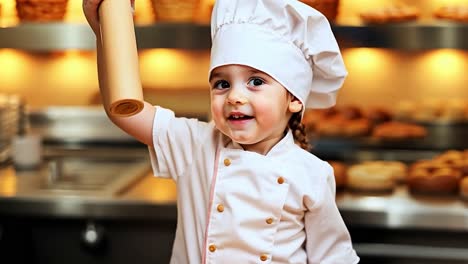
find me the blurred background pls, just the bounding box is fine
[1,0,468,263]
[0,0,466,110]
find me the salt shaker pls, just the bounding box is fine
[12,101,42,170]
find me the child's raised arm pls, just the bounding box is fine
[83,0,155,147]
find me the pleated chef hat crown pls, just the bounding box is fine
[209,0,347,109]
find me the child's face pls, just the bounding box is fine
[209,64,302,154]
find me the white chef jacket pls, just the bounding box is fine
[148,106,359,264]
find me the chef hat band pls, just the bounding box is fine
[209,0,348,109]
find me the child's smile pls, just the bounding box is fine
[209,64,302,155]
[227,111,254,126]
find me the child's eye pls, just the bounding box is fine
[213,80,230,90]
[248,78,265,86]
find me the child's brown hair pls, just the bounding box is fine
[289,112,310,151]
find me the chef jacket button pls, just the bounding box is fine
[277,176,285,184]
[266,218,274,224]
[224,158,231,166]
[208,244,217,252]
[217,204,224,212]
[260,254,269,261]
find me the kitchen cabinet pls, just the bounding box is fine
[1,22,468,51]
[0,215,176,264]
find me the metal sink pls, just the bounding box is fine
[35,147,151,198]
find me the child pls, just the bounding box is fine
[83,0,359,263]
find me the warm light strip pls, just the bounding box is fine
[342,48,393,75]
[138,48,210,89]
[421,49,466,78]
[0,49,31,91]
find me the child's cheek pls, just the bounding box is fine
[210,102,224,123]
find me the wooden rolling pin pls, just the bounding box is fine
[98,0,144,116]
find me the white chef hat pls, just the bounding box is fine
[209,0,347,109]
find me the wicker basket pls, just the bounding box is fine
[16,0,68,22]
[151,0,201,22]
[300,0,340,22]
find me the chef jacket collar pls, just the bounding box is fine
[225,129,295,157]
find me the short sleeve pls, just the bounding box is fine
[148,106,213,180]
[304,162,359,264]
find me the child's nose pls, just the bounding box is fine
[226,87,248,105]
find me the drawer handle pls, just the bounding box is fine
[81,222,106,250]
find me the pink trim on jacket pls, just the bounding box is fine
[202,147,221,263]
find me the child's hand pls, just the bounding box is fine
[82,0,135,36]
[82,0,103,35]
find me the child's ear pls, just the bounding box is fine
[289,97,303,113]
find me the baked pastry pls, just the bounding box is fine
[364,161,407,183]
[316,115,346,137]
[360,5,420,24]
[366,107,393,126]
[343,118,371,137]
[434,150,465,168]
[302,108,338,131]
[302,109,322,131]
[16,0,68,22]
[434,6,468,23]
[372,121,427,140]
[436,150,465,161]
[347,162,398,192]
[356,161,407,183]
[408,163,462,194]
[329,161,347,189]
[340,105,363,120]
[435,150,468,177]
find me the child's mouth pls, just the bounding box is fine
[228,114,254,121]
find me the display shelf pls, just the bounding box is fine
[310,122,468,161]
[334,22,468,50]
[1,22,468,51]
[0,22,211,51]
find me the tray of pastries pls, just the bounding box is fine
[433,5,468,23]
[359,4,420,24]
[304,102,468,150]
[328,149,468,200]
[395,99,468,124]
[330,160,407,193]
[303,105,427,140]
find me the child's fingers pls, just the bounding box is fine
[130,0,135,12]
[82,0,103,34]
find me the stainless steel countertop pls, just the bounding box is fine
[337,187,468,231]
[1,150,468,230]
[0,146,177,220]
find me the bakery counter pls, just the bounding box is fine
[3,167,468,264]
[338,187,468,263]
[0,155,179,264]
[337,186,468,231]
[1,155,467,230]
[0,146,178,221]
